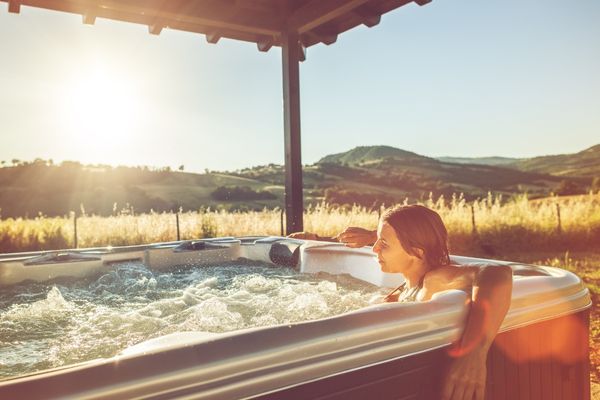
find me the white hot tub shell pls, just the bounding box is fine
[0,237,592,399]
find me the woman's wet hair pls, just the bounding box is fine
[381,204,450,267]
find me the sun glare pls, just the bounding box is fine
[59,67,142,165]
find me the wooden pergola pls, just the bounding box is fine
[2,0,431,234]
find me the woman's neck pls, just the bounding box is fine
[403,261,429,288]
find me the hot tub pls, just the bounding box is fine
[0,237,591,399]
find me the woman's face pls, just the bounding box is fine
[372,221,420,273]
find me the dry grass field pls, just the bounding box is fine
[1,192,598,253]
[1,192,599,385]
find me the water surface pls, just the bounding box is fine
[0,261,385,379]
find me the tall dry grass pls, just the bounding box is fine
[1,192,599,254]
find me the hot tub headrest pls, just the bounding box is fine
[269,240,302,268]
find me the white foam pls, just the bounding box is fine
[0,262,385,379]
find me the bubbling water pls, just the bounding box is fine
[0,261,386,379]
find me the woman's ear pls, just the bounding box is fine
[412,247,425,259]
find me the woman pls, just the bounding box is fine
[291,204,513,400]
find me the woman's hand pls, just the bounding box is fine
[335,227,377,248]
[440,265,512,400]
[441,347,487,400]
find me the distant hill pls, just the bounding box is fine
[1,144,597,217]
[436,156,523,166]
[508,144,600,178]
[318,146,431,165]
[304,145,580,204]
[0,161,285,218]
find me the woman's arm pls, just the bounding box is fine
[441,265,513,400]
[287,232,338,242]
[288,227,377,247]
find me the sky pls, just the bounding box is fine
[0,0,599,172]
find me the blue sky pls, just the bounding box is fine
[0,0,599,172]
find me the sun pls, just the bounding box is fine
[59,67,142,164]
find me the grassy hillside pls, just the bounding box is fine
[509,144,600,177]
[306,146,587,203]
[318,145,430,165]
[436,156,522,166]
[1,143,597,218]
[0,161,286,217]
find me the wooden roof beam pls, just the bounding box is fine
[205,31,221,44]
[7,0,20,13]
[414,0,432,5]
[148,23,163,35]
[354,4,382,28]
[301,25,339,47]
[298,42,306,62]
[82,9,95,25]
[11,0,283,36]
[233,0,277,13]
[288,0,371,34]
[166,0,282,36]
[257,36,273,52]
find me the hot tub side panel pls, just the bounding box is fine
[249,346,447,400]
[249,310,590,400]
[486,309,590,400]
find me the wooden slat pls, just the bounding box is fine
[7,0,283,35]
[539,319,553,400]
[580,311,591,400]
[288,0,370,34]
[528,322,543,400]
[315,366,429,400]
[551,318,563,400]
[234,0,278,13]
[353,5,382,28]
[517,326,531,400]
[301,31,337,47]
[8,0,20,13]
[505,330,520,400]
[491,333,506,400]
[257,36,274,51]
[251,347,445,400]
[1,0,423,48]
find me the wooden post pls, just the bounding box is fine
[176,212,181,241]
[281,28,304,235]
[73,213,78,249]
[471,204,477,236]
[556,203,562,234]
[280,208,285,237]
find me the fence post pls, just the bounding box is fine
[73,213,78,249]
[280,208,284,237]
[471,204,477,236]
[556,203,562,234]
[176,212,181,241]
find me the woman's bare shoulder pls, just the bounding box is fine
[422,265,478,294]
[426,264,479,280]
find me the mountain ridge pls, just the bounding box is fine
[0,143,597,218]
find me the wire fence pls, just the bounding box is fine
[1,193,599,254]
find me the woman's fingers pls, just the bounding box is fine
[441,381,455,400]
[474,383,485,400]
[337,228,371,244]
[287,232,318,240]
[343,242,364,248]
[460,385,475,400]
